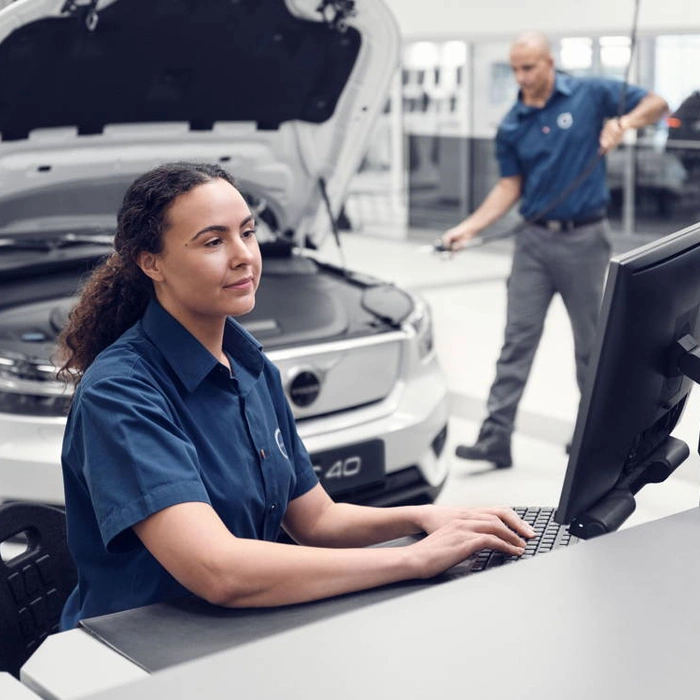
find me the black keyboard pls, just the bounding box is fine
[440,506,578,580]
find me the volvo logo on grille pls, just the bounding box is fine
[289,370,322,407]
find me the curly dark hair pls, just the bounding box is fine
[57,161,237,382]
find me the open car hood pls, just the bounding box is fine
[0,0,399,242]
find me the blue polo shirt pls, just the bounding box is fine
[496,72,648,220]
[59,299,318,629]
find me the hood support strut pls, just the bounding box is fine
[318,177,347,272]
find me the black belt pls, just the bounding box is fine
[531,213,606,232]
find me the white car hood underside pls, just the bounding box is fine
[0,0,399,241]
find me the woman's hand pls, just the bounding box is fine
[409,506,536,579]
[418,504,533,537]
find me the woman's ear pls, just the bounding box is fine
[137,251,164,283]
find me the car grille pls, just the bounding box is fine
[268,333,403,420]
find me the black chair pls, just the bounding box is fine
[0,502,77,678]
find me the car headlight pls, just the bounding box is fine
[406,297,434,361]
[0,352,73,417]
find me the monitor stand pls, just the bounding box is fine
[569,334,700,540]
[569,435,689,539]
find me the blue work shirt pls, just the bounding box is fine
[496,72,648,220]
[59,299,318,629]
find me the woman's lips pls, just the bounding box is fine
[224,277,253,290]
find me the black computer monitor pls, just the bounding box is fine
[555,222,700,539]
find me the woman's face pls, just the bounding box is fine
[139,178,261,330]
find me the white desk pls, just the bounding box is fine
[21,631,147,700]
[0,672,41,699]
[22,508,700,700]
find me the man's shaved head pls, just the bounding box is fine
[511,31,552,57]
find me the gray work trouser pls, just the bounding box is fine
[481,219,612,438]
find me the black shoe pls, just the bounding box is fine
[455,433,512,469]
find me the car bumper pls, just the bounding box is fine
[296,357,450,506]
[0,415,66,504]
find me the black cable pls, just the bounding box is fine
[618,0,641,117]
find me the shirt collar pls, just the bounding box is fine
[553,71,574,97]
[514,71,573,116]
[141,298,264,393]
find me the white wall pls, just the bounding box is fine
[383,0,700,39]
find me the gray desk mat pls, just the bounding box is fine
[79,578,432,672]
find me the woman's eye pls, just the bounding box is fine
[204,238,223,248]
[242,228,257,239]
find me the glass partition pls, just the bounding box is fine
[402,40,471,229]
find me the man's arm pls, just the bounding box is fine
[442,175,522,250]
[599,90,669,153]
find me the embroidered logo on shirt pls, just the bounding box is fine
[275,428,289,459]
[557,112,573,129]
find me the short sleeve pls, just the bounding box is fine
[283,401,319,500]
[69,375,210,551]
[495,127,522,178]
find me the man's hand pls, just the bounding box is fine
[441,224,479,251]
[599,116,628,154]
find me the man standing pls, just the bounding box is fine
[443,31,668,468]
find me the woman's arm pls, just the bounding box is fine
[133,496,533,608]
[282,483,531,548]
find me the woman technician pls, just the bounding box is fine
[58,161,534,628]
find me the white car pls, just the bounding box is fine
[0,0,450,508]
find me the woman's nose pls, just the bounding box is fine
[230,237,254,266]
